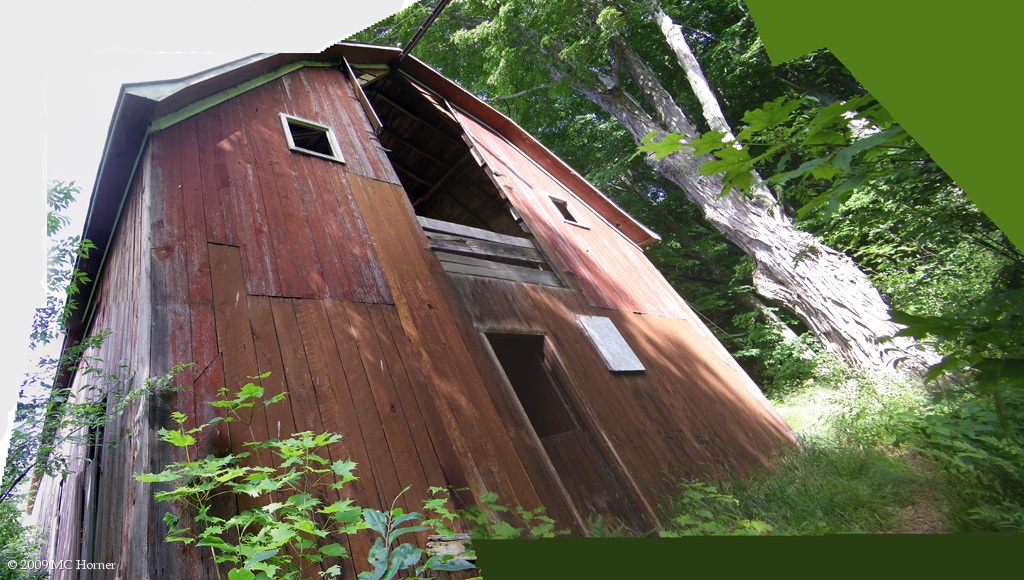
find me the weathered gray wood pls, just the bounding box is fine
[426,534,472,560]
[418,216,535,248]
[343,57,383,133]
[425,230,547,264]
[435,251,562,287]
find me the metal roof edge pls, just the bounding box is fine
[123,53,276,102]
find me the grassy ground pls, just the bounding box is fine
[660,365,956,536]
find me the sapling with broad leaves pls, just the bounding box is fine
[135,374,476,579]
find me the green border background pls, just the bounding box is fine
[746,0,1022,251]
[474,533,1023,578]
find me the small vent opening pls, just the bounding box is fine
[550,197,579,224]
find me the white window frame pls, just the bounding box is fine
[280,113,345,164]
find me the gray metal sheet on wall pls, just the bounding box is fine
[576,315,646,372]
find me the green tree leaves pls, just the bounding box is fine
[137,378,482,579]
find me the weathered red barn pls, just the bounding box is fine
[33,42,792,577]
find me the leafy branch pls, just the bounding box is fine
[136,376,477,580]
[3,181,183,503]
[639,94,941,218]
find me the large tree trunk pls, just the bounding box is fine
[573,37,938,374]
[652,4,731,137]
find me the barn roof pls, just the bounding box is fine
[71,41,660,336]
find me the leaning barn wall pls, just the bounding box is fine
[438,106,792,517]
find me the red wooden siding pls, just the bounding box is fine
[183,67,394,302]
[437,101,791,512]
[346,173,580,528]
[441,274,791,515]
[453,108,693,320]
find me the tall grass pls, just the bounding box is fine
[665,347,1024,535]
[662,363,944,535]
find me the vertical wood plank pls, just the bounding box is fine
[195,97,232,246]
[209,243,270,515]
[235,81,316,299]
[369,306,451,492]
[298,66,399,184]
[344,302,429,514]
[217,95,277,296]
[171,119,223,461]
[347,172,549,513]
[247,294,298,443]
[147,131,200,578]
[321,300,405,510]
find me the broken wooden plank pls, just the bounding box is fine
[343,57,383,133]
[425,230,547,265]
[418,216,535,248]
[435,252,562,287]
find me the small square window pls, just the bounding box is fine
[280,113,345,163]
[550,197,578,224]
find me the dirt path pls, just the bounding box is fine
[883,452,948,534]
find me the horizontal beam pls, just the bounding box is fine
[425,230,547,265]
[418,216,535,248]
[434,251,562,287]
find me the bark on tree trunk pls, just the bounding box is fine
[653,5,731,136]
[571,36,938,375]
[651,3,785,220]
[617,172,811,351]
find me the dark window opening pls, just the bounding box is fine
[350,67,562,285]
[281,114,344,163]
[358,70,524,237]
[550,197,579,224]
[290,122,332,154]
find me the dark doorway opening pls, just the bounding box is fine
[484,333,641,530]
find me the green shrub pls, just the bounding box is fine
[136,375,475,579]
[901,386,1024,531]
[0,497,45,580]
[825,371,927,449]
[660,482,773,536]
[731,311,820,399]
[669,368,937,535]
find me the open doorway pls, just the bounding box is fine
[484,332,641,530]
